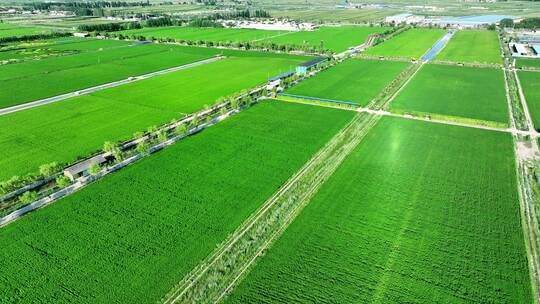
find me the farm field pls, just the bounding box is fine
[269,8,399,23]
[262,26,389,53]
[363,28,446,59]
[517,58,540,69]
[0,24,53,38]
[285,58,410,105]
[518,71,540,130]
[0,42,224,108]
[391,64,508,124]
[119,26,287,43]
[436,30,502,64]
[0,101,355,303]
[225,117,532,303]
[0,54,306,180]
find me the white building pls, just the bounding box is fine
[384,14,425,25]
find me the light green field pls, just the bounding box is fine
[436,30,502,64]
[391,64,508,124]
[0,54,306,181]
[262,26,389,53]
[519,71,540,130]
[119,26,287,43]
[226,117,532,303]
[270,8,399,23]
[285,58,410,105]
[0,24,54,38]
[364,28,446,59]
[0,101,355,303]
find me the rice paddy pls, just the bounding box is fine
[225,117,532,304]
[391,64,509,125]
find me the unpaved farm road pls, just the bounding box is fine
[0,56,224,116]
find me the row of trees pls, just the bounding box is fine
[0,32,71,44]
[78,22,141,32]
[500,17,540,29]
[27,1,151,10]
[108,32,333,55]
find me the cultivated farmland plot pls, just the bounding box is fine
[119,25,387,53]
[435,30,503,65]
[363,28,446,59]
[390,64,509,125]
[0,23,53,38]
[285,58,410,106]
[517,58,540,69]
[119,26,288,43]
[518,71,540,130]
[0,41,230,108]
[262,26,389,53]
[225,117,532,303]
[0,53,307,180]
[0,101,355,303]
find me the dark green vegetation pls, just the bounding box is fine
[226,117,532,303]
[519,71,540,130]
[0,101,354,303]
[0,40,224,108]
[0,53,307,180]
[436,30,502,65]
[285,58,410,105]
[391,64,508,124]
[364,28,445,59]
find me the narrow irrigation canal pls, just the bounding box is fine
[421,30,455,62]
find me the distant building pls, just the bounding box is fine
[385,14,425,25]
[73,32,90,38]
[63,154,107,181]
[509,42,540,58]
[296,58,328,75]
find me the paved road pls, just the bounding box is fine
[0,56,225,116]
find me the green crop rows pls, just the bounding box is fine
[519,71,540,130]
[364,28,446,59]
[391,64,508,124]
[119,25,387,53]
[119,26,287,43]
[0,101,354,303]
[517,58,540,69]
[285,58,410,105]
[0,53,307,180]
[436,30,502,65]
[0,41,222,108]
[263,26,389,53]
[225,117,532,303]
[0,24,53,38]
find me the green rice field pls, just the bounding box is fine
[225,117,532,303]
[119,26,287,43]
[0,24,54,38]
[517,58,540,69]
[0,54,306,181]
[436,30,502,65]
[0,41,222,108]
[364,28,446,59]
[0,101,355,303]
[391,64,508,124]
[263,26,389,53]
[518,71,540,130]
[285,58,410,105]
